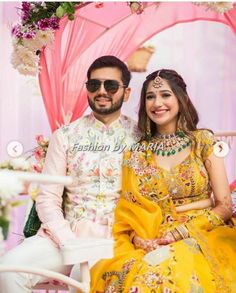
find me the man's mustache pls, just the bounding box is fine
[94,95,112,101]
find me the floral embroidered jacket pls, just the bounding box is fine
[36,113,140,246]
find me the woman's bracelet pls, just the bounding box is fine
[170,224,189,241]
[175,224,189,239]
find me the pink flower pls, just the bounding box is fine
[95,2,104,8]
[35,134,45,144]
[129,2,144,14]
[33,162,43,173]
[34,148,43,161]
[11,24,23,38]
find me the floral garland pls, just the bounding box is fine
[31,135,49,173]
[10,2,147,76]
[11,2,84,76]
[11,1,235,76]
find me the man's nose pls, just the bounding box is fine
[97,82,107,94]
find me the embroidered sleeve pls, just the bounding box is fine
[36,128,76,245]
[198,130,216,161]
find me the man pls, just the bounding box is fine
[0,56,140,292]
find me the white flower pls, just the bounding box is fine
[9,158,31,171]
[195,2,235,14]
[23,38,43,51]
[41,2,47,8]
[36,29,54,47]
[0,172,24,201]
[11,49,22,68]
[16,63,39,76]
[11,44,40,75]
[208,2,234,13]
[16,45,39,66]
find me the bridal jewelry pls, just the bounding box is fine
[151,131,192,156]
[153,70,164,88]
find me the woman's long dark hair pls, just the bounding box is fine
[138,69,199,140]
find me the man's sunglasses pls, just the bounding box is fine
[85,79,127,94]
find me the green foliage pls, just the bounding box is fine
[25,2,82,24]
[0,216,10,240]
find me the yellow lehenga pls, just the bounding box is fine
[90,130,236,293]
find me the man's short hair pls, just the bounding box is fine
[87,55,131,87]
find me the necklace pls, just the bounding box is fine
[150,131,192,156]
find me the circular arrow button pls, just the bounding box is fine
[213,141,229,158]
[7,141,24,158]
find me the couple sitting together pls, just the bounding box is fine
[1,56,236,293]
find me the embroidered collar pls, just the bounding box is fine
[88,112,125,132]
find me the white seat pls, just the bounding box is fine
[61,238,114,285]
[0,264,88,292]
[0,238,114,292]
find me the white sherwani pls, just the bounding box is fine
[36,113,140,245]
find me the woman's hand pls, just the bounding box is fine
[133,233,175,252]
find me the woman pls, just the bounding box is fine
[90,69,236,292]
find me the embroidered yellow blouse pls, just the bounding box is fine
[128,129,214,207]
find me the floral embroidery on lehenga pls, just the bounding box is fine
[102,259,136,293]
[189,274,204,293]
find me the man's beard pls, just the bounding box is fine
[88,93,124,115]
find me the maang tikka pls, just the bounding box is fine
[153,70,164,88]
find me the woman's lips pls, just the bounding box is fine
[152,109,168,116]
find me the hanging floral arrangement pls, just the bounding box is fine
[11,1,146,76]
[11,2,84,76]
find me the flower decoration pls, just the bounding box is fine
[11,1,236,76]
[194,2,235,14]
[11,2,83,76]
[0,157,31,172]
[128,2,144,14]
[32,135,49,173]
[95,2,104,9]
[11,2,149,76]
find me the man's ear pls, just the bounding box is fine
[123,87,131,102]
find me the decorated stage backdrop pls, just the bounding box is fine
[1,2,236,251]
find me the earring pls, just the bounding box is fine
[146,117,152,139]
[177,114,187,130]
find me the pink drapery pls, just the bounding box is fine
[39,2,236,132]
